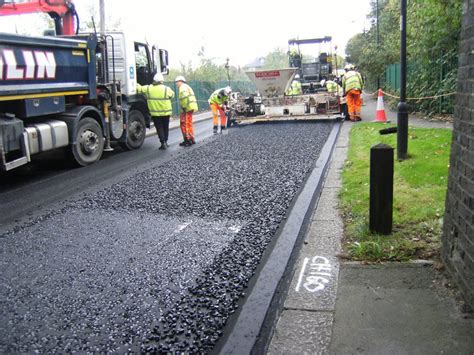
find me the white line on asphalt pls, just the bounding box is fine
[228,225,241,233]
[175,221,192,233]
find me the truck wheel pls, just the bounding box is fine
[119,109,146,150]
[71,117,104,166]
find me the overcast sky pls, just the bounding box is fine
[1,0,372,68]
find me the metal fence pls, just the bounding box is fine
[164,80,256,116]
[384,62,456,114]
[385,63,401,92]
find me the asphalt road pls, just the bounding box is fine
[0,118,215,230]
[0,119,333,353]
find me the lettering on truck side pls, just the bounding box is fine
[0,49,56,80]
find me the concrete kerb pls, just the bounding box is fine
[145,111,212,138]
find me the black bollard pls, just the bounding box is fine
[370,143,394,235]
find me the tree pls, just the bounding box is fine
[345,0,462,114]
[166,45,250,83]
[79,3,122,32]
[262,48,288,69]
[331,54,345,72]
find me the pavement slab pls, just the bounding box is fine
[329,263,474,355]
[303,219,343,254]
[324,167,342,188]
[284,254,340,311]
[267,310,333,355]
[311,188,340,222]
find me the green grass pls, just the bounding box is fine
[339,122,452,262]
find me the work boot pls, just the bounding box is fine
[190,138,196,145]
[213,126,218,134]
[159,142,167,150]
[179,140,189,146]
[221,125,226,132]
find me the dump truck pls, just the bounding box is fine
[0,0,169,171]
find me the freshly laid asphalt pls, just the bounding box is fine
[266,95,474,354]
[0,118,333,353]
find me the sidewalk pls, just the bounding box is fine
[362,92,453,129]
[145,111,212,138]
[267,96,473,354]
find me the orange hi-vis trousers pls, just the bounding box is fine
[180,111,194,140]
[346,89,362,120]
[210,103,226,127]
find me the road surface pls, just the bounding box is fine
[0,118,333,353]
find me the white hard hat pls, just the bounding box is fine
[224,86,232,95]
[153,73,164,83]
[320,79,326,86]
[294,74,300,79]
[175,75,186,83]
[344,64,353,71]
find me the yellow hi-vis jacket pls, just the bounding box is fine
[178,83,198,113]
[286,80,302,96]
[342,70,364,94]
[291,80,302,95]
[325,80,338,93]
[137,83,175,117]
[209,88,228,106]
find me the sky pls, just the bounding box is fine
[0,0,372,68]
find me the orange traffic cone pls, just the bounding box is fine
[375,89,389,123]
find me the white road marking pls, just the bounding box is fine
[175,221,192,233]
[296,256,333,293]
[228,225,241,233]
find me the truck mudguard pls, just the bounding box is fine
[56,105,105,145]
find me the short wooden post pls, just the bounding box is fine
[370,143,394,235]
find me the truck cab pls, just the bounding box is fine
[134,41,169,86]
[104,32,168,96]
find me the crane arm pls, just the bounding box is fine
[0,0,78,35]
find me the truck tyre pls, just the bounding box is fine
[70,117,104,166]
[119,109,146,150]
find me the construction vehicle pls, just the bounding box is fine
[228,92,265,118]
[0,0,169,171]
[237,35,340,121]
[244,68,340,119]
[288,36,333,93]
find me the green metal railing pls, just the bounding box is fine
[384,62,456,114]
[385,63,401,92]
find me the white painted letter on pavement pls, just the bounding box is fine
[295,256,332,293]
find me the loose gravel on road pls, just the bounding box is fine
[1,121,332,353]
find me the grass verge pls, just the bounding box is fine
[339,122,452,262]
